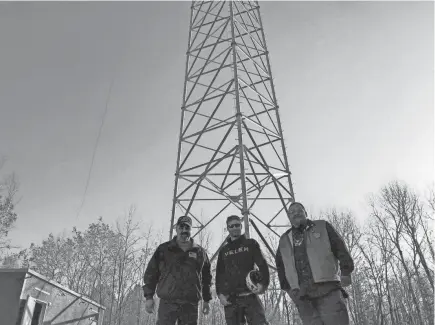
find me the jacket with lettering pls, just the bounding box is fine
[142,237,212,303]
[215,235,270,296]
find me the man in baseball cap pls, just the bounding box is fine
[142,215,212,324]
[176,215,192,226]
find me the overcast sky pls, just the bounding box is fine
[0,1,433,250]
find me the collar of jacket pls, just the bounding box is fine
[169,236,199,249]
[226,234,246,245]
[284,219,315,234]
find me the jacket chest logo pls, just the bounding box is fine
[189,252,197,259]
[225,246,249,256]
[309,227,321,239]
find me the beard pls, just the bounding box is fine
[293,217,307,228]
[179,232,190,241]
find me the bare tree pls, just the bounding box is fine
[427,183,435,215]
[369,181,428,325]
[0,161,19,258]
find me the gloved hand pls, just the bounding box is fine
[145,298,155,314]
[218,294,231,306]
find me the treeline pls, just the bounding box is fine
[1,178,434,325]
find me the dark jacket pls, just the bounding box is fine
[275,219,354,298]
[216,235,270,296]
[142,237,212,303]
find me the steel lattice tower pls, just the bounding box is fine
[170,0,295,265]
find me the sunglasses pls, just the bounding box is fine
[228,223,242,229]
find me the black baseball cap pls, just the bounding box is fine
[176,216,192,226]
[226,215,241,224]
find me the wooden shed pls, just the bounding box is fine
[0,268,106,325]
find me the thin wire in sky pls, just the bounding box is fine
[75,76,115,219]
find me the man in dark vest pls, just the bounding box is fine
[216,215,270,325]
[142,216,212,325]
[275,202,354,325]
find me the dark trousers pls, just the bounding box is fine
[224,294,268,325]
[291,289,349,325]
[157,300,198,325]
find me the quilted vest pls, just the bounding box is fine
[278,220,340,290]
